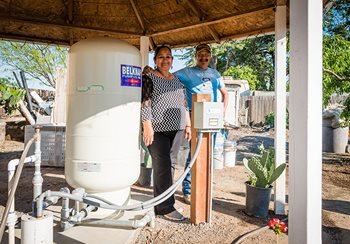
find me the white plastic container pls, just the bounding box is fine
[21,211,53,244]
[65,38,142,208]
[224,140,237,167]
[213,133,224,169]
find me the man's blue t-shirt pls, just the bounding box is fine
[174,67,225,110]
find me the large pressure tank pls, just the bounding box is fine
[65,38,141,206]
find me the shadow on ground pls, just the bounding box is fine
[323,199,350,215]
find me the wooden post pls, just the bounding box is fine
[190,94,211,224]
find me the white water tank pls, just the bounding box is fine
[65,37,141,207]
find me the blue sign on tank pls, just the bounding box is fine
[120,64,142,87]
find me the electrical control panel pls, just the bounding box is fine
[193,102,224,132]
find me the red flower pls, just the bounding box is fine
[272,218,280,224]
[267,218,288,235]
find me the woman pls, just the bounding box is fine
[141,45,191,221]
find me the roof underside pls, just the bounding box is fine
[0,0,289,48]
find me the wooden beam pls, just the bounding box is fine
[67,0,73,24]
[207,25,220,42]
[150,4,274,37]
[0,14,142,37]
[130,0,147,34]
[149,36,155,50]
[183,0,205,21]
[0,33,70,46]
[169,26,275,49]
[191,94,212,224]
[67,0,74,45]
[182,0,221,42]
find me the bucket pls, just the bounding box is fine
[333,126,349,153]
[213,148,224,169]
[224,140,237,167]
[322,118,333,152]
[213,132,224,169]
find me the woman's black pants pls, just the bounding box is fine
[147,130,183,215]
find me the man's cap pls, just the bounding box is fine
[195,44,211,53]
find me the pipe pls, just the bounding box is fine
[7,155,38,244]
[32,128,42,200]
[68,205,98,224]
[0,132,39,244]
[60,188,71,231]
[36,190,84,218]
[80,210,155,229]
[8,155,38,171]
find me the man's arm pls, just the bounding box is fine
[219,87,229,115]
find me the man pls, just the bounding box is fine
[175,43,229,204]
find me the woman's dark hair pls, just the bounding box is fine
[153,45,172,60]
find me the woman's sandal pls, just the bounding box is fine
[164,210,186,221]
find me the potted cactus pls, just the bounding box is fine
[243,145,286,218]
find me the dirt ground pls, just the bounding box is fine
[1,126,350,244]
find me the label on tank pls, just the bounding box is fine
[120,64,142,87]
[77,162,101,172]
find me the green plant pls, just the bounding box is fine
[243,144,286,188]
[264,110,289,129]
[0,78,25,115]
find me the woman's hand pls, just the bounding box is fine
[143,65,154,75]
[143,120,154,146]
[185,126,191,141]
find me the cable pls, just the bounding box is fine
[232,217,288,244]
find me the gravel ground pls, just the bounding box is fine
[1,127,349,243]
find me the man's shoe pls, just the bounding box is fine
[183,194,191,204]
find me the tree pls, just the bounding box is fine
[322,0,350,105]
[0,77,25,115]
[223,66,258,90]
[180,36,275,91]
[0,41,68,87]
[323,0,350,39]
[323,34,350,104]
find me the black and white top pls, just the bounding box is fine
[141,73,188,132]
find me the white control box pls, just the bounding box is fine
[193,102,224,131]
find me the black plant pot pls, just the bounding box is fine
[138,166,153,187]
[245,182,272,218]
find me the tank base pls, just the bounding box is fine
[82,187,131,219]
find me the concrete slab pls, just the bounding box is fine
[7,193,154,244]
